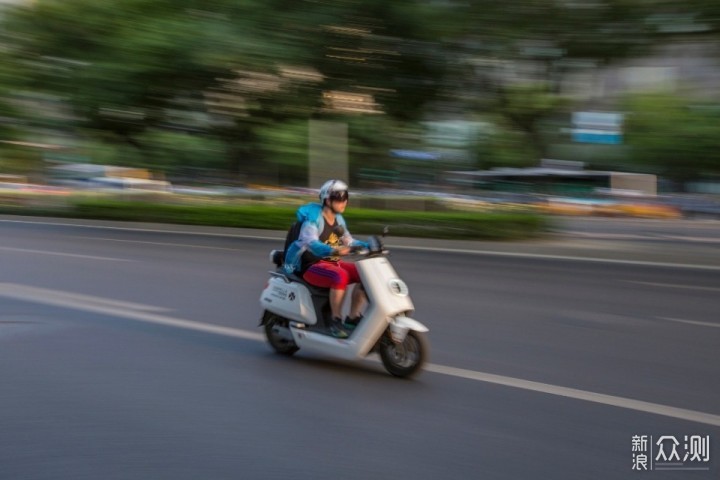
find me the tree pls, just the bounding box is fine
[623,93,720,188]
[2,0,720,185]
[0,0,450,182]
[436,0,667,162]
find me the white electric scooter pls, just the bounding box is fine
[259,235,429,378]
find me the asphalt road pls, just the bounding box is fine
[1,216,718,480]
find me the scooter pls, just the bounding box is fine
[259,235,429,378]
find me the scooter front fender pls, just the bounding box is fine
[392,315,429,333]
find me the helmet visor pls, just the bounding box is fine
[329,190,349,202]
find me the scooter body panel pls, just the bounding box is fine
[287,301,390,360]
[357,256,415,318]
[260,275,318,325]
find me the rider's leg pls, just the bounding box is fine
[349,284,366,319]
[303,262,349,314]
[337,261,365,320]
[329,287,347,320]
[303,262,350,337]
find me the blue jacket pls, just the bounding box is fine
[283,203,367,274]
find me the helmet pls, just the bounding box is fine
[319,179,349,204]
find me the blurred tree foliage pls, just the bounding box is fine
[1,0,448,183]
[0,44,25,146]
[624,93,720,188]
[0,0,718,185]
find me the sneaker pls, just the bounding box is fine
[329,317,349,339]
[344,314,363,331]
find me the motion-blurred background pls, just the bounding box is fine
[0,0,719,213]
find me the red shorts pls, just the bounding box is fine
[303,260,360,290]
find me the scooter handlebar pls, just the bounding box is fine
[320,235,388,260]
[367,235,386,253]
[327,243,387,259]
[350,245,370,256]
[354,236,388,257]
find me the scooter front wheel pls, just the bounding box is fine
[264,314,299,356]
[379,330,428,378]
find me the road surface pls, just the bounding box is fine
[1,216,718,479]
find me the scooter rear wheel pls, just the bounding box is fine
[264,314,299,356]
[379,330,428,378]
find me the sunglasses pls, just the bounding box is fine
[329,191,349,202]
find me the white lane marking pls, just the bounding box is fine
[0,284,172,313]
[0,283,263,342]
[0,282,718,427]
[0,246,131,262]
[567,231,720,244]
[624,280,720,292]
[3,217,719,271]
[659,235,720,244]
[390,245,720,272]
[68,236,242,252]
[564,232,647,240]
[424,364,720,427]
[657,317,720,329]
[0,218,281,240]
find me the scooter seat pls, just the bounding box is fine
[271,267,331,297]
[287,273,329,297]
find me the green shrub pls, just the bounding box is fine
[66,198,548,240]
[0,194,549,240]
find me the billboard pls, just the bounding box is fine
[572,112,623,145]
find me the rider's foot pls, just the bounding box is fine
[344,314,363,331]
[329,317,349,338]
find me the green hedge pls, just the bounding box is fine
[66,198,548,240]
[0,196,550,240]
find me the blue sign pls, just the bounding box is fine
[390,150,441,161]
[572,111,623,145]
[572,129,622,145]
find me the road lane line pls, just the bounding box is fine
[0,218,281,240]
[424,364,720,427]
[0,284,173,313]
[390,245,720,272]
[659,235,720,244]
[1,282,719,427]
[625,280,720,292]
[0,246,132,262]
[657,317,720,329]
[67,236,242,251]
[0,283,264,342]
[3,217,720,271]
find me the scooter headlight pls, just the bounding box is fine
[387,279,409,297]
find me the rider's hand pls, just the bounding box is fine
[334,246,351,256]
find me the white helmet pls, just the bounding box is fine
[319,179,349,204]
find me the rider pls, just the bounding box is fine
[283,179,368,338]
